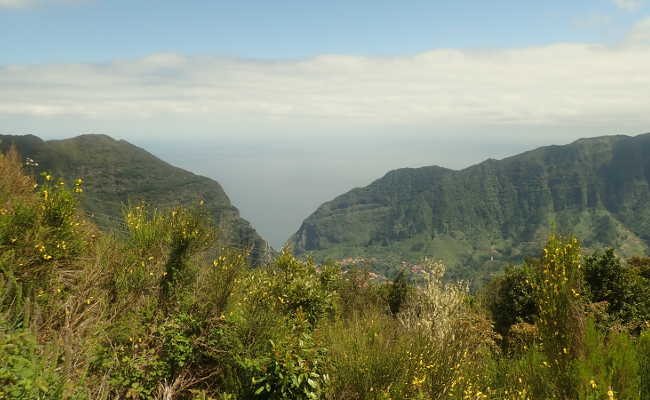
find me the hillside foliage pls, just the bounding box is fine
[0,134,270,266]
[290,133,650,284]
[1,147,649,399]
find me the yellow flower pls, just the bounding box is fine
[412,376,426,386]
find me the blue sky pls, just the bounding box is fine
[2,0,650,248]
[1,0,647,63]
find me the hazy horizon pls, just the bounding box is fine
[3,0,650,247]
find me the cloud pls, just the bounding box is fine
[626,17,650,44]
[2,39,650,131]
[612,0,644,11]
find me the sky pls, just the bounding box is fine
[2,0,650,248]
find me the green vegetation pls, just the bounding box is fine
[289,133,650,283]
[0,134,270,266]
[1,144,650,399]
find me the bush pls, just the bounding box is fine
[530,234,585,398]
[0,329,63,400]
[585,250,631,316]
[484,264,537,344]
[0,165,88,331]
[243,317,328,400]
[399,260,496,399]
[387,269,411,315]
[264,251,338,326]
[584,250,650,329]
[575,319,640,400]
[110,203,213,315]
[324,310,417,399]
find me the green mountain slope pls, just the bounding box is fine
[289,133,650,281]
[0,134,271,265]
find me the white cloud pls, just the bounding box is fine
[612,0,644,11]
[2,40,650,131]
[626,17,650,44]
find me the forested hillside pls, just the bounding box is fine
[290,133,650,281]
[0,134,270,265]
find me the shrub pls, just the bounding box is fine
[399,260,497,399]
[0,163,88,330]
[111,203,213,314]
[575,319,640,400]
[387,269,411,315]
[264,251,337,326]
[336,266,387,319]
[584,250,632,316]
[530,234,585,398]
[190,247,248,320]
[0,329,63,400]
[584,250,650,329]
[104,346,169,400]
[484,264,537,343]
[243,317,328,400]
[323,310,416,399]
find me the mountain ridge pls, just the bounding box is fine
[289,132,650,281]
[0,133,271,265]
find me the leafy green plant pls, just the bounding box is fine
[584,250,634,318]
[264,251,337,326]
[244,318,328,400]
[105,347,169,400]
[0,329,63,400]
[159,313,198,376]
[484,264,537,343]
